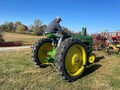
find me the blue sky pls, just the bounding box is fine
[0,0,120,34]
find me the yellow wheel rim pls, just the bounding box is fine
[88,54,95,63]
[38,43,53,64]
[65,44,86,76]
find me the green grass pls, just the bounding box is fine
[107,54,120,90]
[0,49,120,90]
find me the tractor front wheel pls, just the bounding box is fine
[88,53,96,64]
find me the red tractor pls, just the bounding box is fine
[92,34,107,50]
[102,32,120,54]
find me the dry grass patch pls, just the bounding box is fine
[2,32,46,45]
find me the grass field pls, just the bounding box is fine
[0,32,120,90]
[2,32,45,45]
[0,48,120,90]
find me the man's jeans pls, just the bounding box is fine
[45,33,63,47]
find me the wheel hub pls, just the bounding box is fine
[75,57,80,62]
[65,44,86,76]
[72,54,81,66]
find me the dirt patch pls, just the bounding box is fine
[0,46,31,52]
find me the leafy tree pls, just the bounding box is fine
[62,26,73,35]
[0,22,16,32]
[16,25,26,33]
[6,22,14,32]
[0,24,8,32]
[15,21,28,33]
[15,21,22,26]
[37,25,47,35]
[23,25,28,31]
[0,29,4,43]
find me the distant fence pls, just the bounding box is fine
[0,41,23,47]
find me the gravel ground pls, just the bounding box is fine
[0,46,31,51]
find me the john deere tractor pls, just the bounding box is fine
[32,27,95,82]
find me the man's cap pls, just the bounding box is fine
[56,16,62,21]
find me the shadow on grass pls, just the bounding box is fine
[81,56,104,78]
[80,56,104,79]
[95,56,105,63]
[81,64,102,78]
[68,64,102,82]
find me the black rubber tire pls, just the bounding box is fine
[55,38,87,82]
[32,38,53,68]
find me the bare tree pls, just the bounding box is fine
[32,19,43,35]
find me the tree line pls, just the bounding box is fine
[0,19,82,35]
[0,19,82,43]
[0,19,47,35]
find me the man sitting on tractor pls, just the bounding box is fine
[44,16,67,47]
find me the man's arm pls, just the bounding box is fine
[56,24,64,33]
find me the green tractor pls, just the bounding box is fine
[32,27,95,82]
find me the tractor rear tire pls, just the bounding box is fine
[32,38,53,68]
[55,38,87,82]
